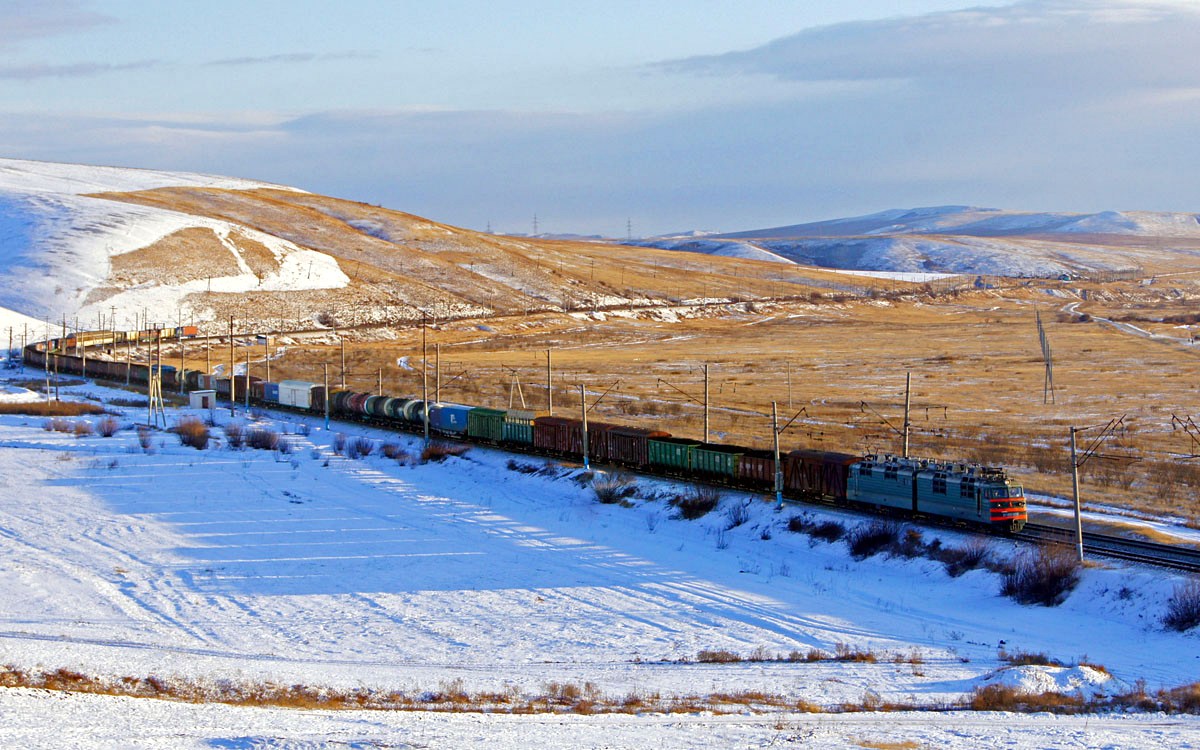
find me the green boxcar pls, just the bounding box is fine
[648,437,702,472]
[467,407,507,442]
[502,409,538,445]
[693,444,743,479]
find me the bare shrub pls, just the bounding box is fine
[786,514,813,534]
[696,649,740,664]
[724,499,752,530]
[246,428,279,451]
[941,538,992,577]
[136,426,153,453]
[1164,578,1200,632]
[421,441,470,463]
[383,442,409,460]
[72,420,94,437]
[333,432,347,455]
[96,416,121,437]
[833,642,879,663]
[1001,544,1081,606]
[846,520,901,559]
[592,472,636,504]
[224,422,245,449]
[810,520,846,543]
[174,417,210,450]
[672,484,721,520]
[999,648,1064,667]
[350,437,375,458]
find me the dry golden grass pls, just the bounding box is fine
[109,227,242,286]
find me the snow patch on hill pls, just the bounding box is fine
[0,158,345,327]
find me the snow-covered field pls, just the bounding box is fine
[0,368,1198,746]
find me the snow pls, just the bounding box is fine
[0,158,345,329]
[0,369,1199,745]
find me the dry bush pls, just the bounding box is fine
[173,417,210,450]
[333,432,347,455]
[246,428,280,451]
[696,649,741,664]
[71,420,94,437]
[833,643,878,663]
[810,520,847,543]
[421,441,470,463]
[349,437,375,458]
[998,648,1064,667]
[969,684,1083,712]
[224,422,245,449]
[940,538,992,577]
[0,400,105,417]
[136,426,153,452]
[1163,578,1200,632]
[846,520,902,560]
[724,499,752,529]
[592,472,636,504]
[382,442,408,460]
[96,416,121,437]
[786,514,813,534]
[1001,544,1081,606]
[672,484,721,520]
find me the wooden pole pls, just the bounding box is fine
[436,343,441,403]
[1071,427,1084,562]
[902,371,912,458]
[229,316,236,417]
[773,401,783,510]
[703,363,710,443]
[580,384,589,471]
[323,363,330,430]
[547,348,553,415]
[422,314,430,445]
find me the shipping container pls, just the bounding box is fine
[737,449,777,490]
[502,409,538,445]
[467,407,506,442]
[606,426,671,467]
[262,382,280,404]
[430,403,473,434]
[693,444,744,480]
[533,416,584,456]
[784,449,858,500]
[648,437,702,472]
[278,380,316,409]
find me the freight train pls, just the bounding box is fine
[22,329,1027,531]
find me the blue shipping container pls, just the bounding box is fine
[263,382,280,403]
[429,403,473,434]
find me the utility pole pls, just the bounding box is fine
[421,314,430,445]
[704,364,710,443]
[245,347,251,410]
[580,384,589,471]
[902,371,912,458]
[1068,416,1128,563]
[436,343,441,403]
[264,332,270,383]
[773,401,783,510]
[1070,427,1083,562]
[340,336,346,389]
[229,316,236,417]
[787,361,792,411]
[178,310,185,394]
[547,349,553,415]
[323,364,330,429]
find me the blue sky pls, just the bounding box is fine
[2,1,1199,236]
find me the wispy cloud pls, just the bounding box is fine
[656,1,1200,102]
[206,51,377,67]
[0,60,159,80]
[0,0,112,46]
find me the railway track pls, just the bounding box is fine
[1018,523,1200,573]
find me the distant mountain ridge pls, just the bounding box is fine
[635,206,1200,277]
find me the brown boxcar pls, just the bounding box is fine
[784,449,859,500]
[737,449,778,490]
[606,426,670,467]
[533,416,584,457]
[586,422,618,463]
